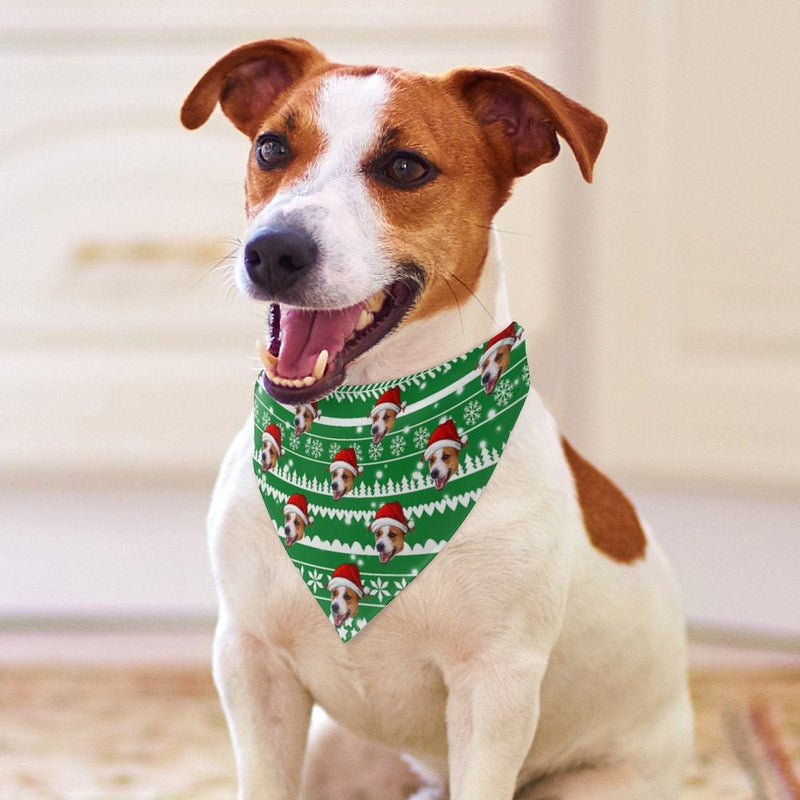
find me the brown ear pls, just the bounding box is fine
[446,66,607,182]
[180,38,328,137]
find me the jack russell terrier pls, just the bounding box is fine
[182,37,692,800]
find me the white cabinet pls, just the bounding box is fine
[585,3,800,493]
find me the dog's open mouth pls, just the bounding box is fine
[378,548,395,565]
[332,611,350,628]
[257,275,422,404]
[433,471,451,491]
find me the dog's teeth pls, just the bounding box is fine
[257,340,278,370]
[312,350,328,380]
[356,309,373,331]
[365,291,385,312]
[302,375,316,387]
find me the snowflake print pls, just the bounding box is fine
[307,569,324,593]
[413,426,431,451]
[305,437,324,459]
[462,399,482,426]
[328,441,342,461]
[369,577,390,602]
[393,578,408,592]
[351,442,363,462]
[389,435,407,457]
[493,378,514,408]
[368,441,384,461]
[521,363,531,386]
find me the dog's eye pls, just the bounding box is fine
[255,133,291,170]
[375,150,437,189]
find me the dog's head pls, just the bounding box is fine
[329,467,355,501]
[182,38,606,404]
[293,404,316,437]
[426,445,461,491]
[329,585,360,628]
[478,342,512,394]
[372,522,407,565]
[261,443,278,472]
[282,510,307,547]
[369,407,398,444]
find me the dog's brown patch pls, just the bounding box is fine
[561,438,646,563]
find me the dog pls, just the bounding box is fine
[477,322,520,394]
[328,447,362,501]
[293,402,319,437]
[369,386,405,443]
[424,419,467,491]
[183,38,692,800]
[327,563,367,628]
[259,423,282,472]
[370,501,415,565]
[282,493,312,548]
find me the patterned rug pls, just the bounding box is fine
[0,665,798,799]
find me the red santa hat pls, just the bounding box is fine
[369,501,415,534]
[328,447,363,476]
[481,323,519,361]
[296,401,321,420]
[283,493,312,526]
[261,424,283,455]
[423,419,468,461]
[327,563,369,597]
[369,386,406,417]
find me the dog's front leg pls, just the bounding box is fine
[443,652,545,800]
[214,624,312,800]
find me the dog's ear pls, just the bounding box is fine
[445,66,607,182]
[181,38,328,137]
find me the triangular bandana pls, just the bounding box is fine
[253,322,530,642]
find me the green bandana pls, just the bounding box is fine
[253,322,530,642]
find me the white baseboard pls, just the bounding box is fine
[2,484,798,638]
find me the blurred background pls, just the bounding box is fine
[1,1,798,659]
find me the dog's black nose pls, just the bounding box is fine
[481,371,491,385]
[243,228,317,294]
[371,425,379,436]
[376,541,385,552]
[430,468,440,480]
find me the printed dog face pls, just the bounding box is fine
[282,510,308,547]
[330,586,359,628]
[182,39,605,407]
[373,523,407,565]
[478,343,512,394]
[293,405,315,436]
[426,445,461,490]
[260,439,280,471]
[369,408,398,444]
[330,468,355,501]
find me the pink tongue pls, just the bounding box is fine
[277,304,363,379]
